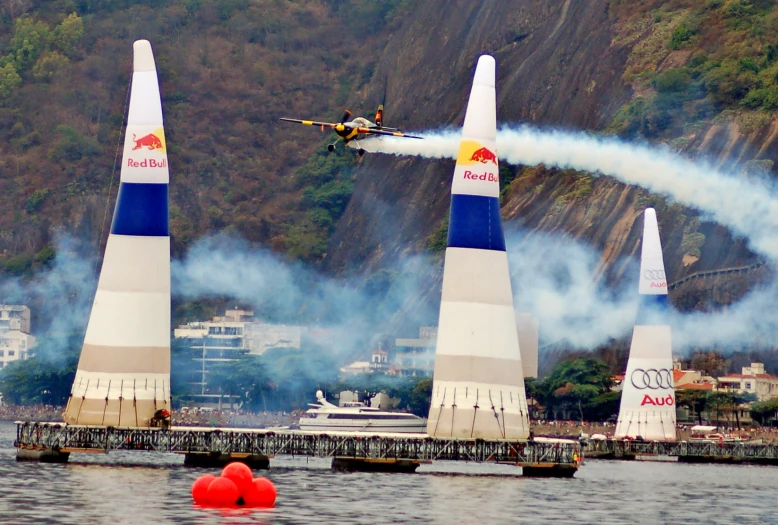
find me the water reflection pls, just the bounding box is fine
[1,421,778,524]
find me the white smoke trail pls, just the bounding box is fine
[362,127,778,261]
[362,126,778,352]
[505,228,637,348]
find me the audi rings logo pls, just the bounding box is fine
[630,368,672,389]
[643,270,666,280]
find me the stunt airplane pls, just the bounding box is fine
[279,105,422,155]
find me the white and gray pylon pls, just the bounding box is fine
[614,208,676,441]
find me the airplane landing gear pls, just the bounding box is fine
[327,143,336,152]
[358,149,365,156]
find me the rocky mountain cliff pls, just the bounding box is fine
[328,0,777,317]
[1,0,777,335]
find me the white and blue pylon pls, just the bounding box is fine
[63,40,171,427]
[426,55,530,440]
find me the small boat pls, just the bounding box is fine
[298,390,427,433]
[688,425,747,443]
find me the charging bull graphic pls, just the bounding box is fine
[133,133,163,151]
[469,147,497,164]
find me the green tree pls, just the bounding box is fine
[750,398,778,426]
[47,125,101,162]
[10,16,51,72]
[408,377,432,417]
[0,333,81,405]
[207,355,271,410]
[32,51,69,82]
[25,188,49,213]
[676,389,711,425]
[0,63,22,101]
[51,13,84,57]
[426,218,448,253]
[536,358,616,421]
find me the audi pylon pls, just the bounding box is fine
[614,208,676,442]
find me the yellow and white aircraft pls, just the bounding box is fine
[280,105,422,155]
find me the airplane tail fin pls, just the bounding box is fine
[375,104,384,128]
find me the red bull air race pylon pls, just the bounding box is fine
[614,208,676,441]
[427,55,530,440]
[63,40,171,427]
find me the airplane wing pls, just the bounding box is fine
[280,118,338,128]
[357,127,423,139]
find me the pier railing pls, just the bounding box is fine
[16,421,580,467]
[585,438,778,464]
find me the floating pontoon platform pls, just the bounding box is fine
[15,421,580,477]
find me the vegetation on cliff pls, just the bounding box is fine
[609,0,778,140]
[2,0,776,272]
[0,0,415,275]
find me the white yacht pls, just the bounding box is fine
[298,390,427,433]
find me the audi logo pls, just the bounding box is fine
[643,270,666,280]
[630,368,673,390]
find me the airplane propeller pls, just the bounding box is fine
[340,110,352,123]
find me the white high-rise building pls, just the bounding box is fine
[174,309,308,405]
[0,305,35,368]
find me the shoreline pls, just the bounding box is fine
[5,406,778,443]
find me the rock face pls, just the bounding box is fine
[327,0,629,273]
[326,0,774,314]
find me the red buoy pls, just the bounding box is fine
[205,477,240,507]
[191,474,216,505]
[243,477,277,507]
[221,462,254,498]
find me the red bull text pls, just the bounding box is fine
[463,170,498,182]
[127,158,167,168]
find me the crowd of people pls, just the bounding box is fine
[0,404,62,422]
[0,404,303,428]
[532,420,778,443]
[3,406,778,443]
[173,407,302,428]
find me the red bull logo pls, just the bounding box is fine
[468,147,497,164]
[132,133,163,151]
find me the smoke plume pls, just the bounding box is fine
[0,234,97,360]
[361,126,778,261]
[5,125,778,365]
[360,125,778,352]
[504,228,637,349]
[171,235,439,357]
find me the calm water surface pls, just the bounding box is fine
[0,421,776,524]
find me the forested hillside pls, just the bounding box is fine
[0,0,414,274]
[1,0,778,319]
